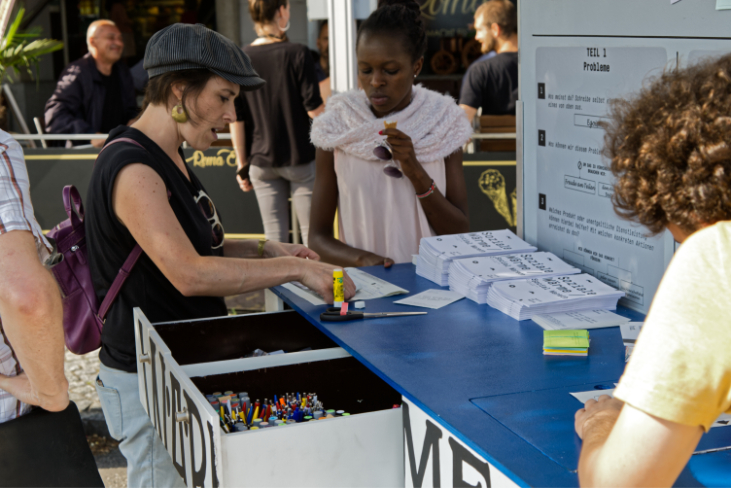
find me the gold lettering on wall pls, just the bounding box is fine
[420,0,481,20]
[185,149,238,168]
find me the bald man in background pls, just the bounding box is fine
[44,20,138,147]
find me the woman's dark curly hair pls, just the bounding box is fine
[605,53,731,235]
[356,0,427,63]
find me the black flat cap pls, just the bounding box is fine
[144,23,265,90]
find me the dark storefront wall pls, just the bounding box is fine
[416,0,517,99]
[26,148,516,237]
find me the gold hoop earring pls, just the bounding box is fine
[171,102,188,123]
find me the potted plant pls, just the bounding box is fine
[0,6,63,128]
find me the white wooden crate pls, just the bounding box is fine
[133,307,404,487]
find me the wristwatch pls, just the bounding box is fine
[257,238,268,257]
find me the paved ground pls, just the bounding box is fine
[69,292,264,486]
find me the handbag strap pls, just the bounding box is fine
[96,137,171,321]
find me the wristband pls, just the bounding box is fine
[416,180,436,199]
[257,238,268,257]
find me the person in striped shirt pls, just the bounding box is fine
[0,129,69,422]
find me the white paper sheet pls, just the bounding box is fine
[281,268,409,306]
[393,289,465,310]
[569,389,615,404]
[346,267,409,300]
[620,322,643,344]
[532,310,631,330]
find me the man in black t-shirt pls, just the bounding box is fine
[44,20,137,147]
[459,0,518,122]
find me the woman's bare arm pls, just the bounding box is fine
[112,163,354,301]
[307,148,394,268]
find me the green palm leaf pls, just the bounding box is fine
[0,7,63,83]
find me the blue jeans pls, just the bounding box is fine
[95,363,186,488]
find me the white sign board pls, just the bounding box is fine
[402,397,518,488]
[534,47,668,310]
[519,0,731,314]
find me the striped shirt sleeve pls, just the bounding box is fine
[0,130,52,259]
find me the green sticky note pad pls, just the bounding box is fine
[543,329,590,348]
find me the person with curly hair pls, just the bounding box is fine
[308,0,472,267]
[573,54,731,486]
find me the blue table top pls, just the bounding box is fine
[272,263,730,487]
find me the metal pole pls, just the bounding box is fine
[327,0,357,93]
[2,85,35,148]
[9,132,507,141]
[60,0,69,67]
[291,197,300,245]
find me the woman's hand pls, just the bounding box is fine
[264,241,320,260]
[381,128,432,193]
[299,261,356,303]
[575,395,624,439]
[382,128,419,175]
[236,162,253,192]
[356,252,395,268]
[236,174,253,192]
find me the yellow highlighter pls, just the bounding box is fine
[333,269,344,307]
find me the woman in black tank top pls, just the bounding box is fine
[86,23,354,487]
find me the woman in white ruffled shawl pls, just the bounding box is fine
[309,0,472,267]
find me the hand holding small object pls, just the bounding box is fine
[300,262,356,303]
[574,395,624,439]
[379,128,420,178]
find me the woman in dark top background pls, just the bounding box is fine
[86,24,353,487]
[231,0,324,246]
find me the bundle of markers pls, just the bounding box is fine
[206,391,349,434]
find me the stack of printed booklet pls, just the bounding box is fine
[416,230,536,286]
[448,252,581,304]
[416,230,626,320]
[485,274,626,321]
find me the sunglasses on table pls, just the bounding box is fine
[194,189,224,249]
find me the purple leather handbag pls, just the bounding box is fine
[48,138,144,355]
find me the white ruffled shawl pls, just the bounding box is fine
[310,85,472,162]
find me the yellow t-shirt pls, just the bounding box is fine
[614,221,731,432]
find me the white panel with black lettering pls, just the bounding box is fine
[164,351,223,488]
[143,325,223,487]
[402,397,518,488]
[134,307,165,417]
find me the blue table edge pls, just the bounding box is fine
[271,284,532,488]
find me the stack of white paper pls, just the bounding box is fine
[620,322,643,362]
[486,274,625,321]
[281,267,408,305]
[416,230,536,286]
[531,309,631,331]
[448,252,580,303]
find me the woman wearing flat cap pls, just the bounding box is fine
[85,23,355,486]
